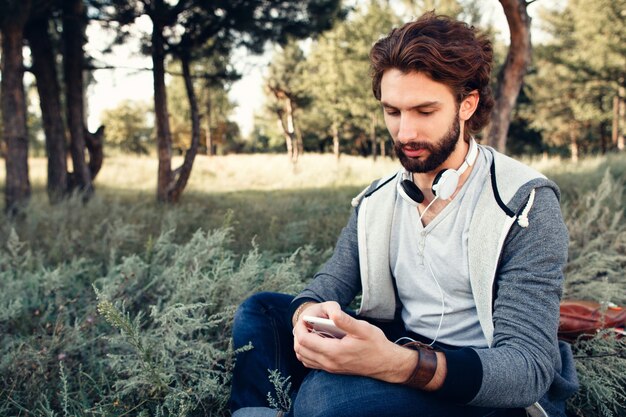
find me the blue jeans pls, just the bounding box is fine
[230,292,309,415]
[229,292,525,417]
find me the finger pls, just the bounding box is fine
[294,322,326,358]
[296,325,327,355]
[327,310,370,337]
[293,318,307,337]
[296,343,341,373]
[295,343,323,369]
[320,301,342,318]
[301,360,319,369]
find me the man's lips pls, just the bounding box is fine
[402,146,427,158]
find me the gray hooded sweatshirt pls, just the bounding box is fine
[292,146,579,416]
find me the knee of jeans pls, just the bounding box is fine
[233,293,264,328]
[232,293,280,339]
[234,292,276,319]
[293,398,336,417]
[293,376,337,417]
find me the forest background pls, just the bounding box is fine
[1,0,625,416]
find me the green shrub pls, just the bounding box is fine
[568,332,626,417]
[0,224,324,416]
[556,167,626,417]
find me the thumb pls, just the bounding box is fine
[329,310,368,337]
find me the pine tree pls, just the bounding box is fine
[524,0,626,159]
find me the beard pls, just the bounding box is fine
[394,115,461,173]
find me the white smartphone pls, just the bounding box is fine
[302,315,347,339]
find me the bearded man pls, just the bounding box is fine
[229,12,578,417]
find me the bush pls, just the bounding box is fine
[0,223,326,416]
[568,332,626,417]
[556,169,626,416]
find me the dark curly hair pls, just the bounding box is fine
[370,12,494,138]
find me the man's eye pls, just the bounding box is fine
[419,111,434,116]
[385,110,399,116]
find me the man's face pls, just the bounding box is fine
[380,69,462,173]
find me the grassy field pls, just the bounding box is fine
[2,154,399,255]
[1,152,625,416]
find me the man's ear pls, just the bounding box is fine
[459,90,479,121]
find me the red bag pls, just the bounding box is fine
[558,300,626,342]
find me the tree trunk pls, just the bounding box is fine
[599,121,608,155]
[152,19,174,202]
[25,15,68,203]
[612,95,619,149]
[84,125,104,179]
[295,109,304,158]
[166,54,200,203]
[63,0,92,196]
[332,120,340,160]
[205,92,213,156]
[371,113,377,161]
[486,0,532,153]
[569,141,579,162]
[618,84,625,151]
[276,114,294,159]
[269,86,298,163]
[569,124,579,162]
[276,105,297,163]
[205,123,213,156]
[1,5,32,215]
[285,98,299,163]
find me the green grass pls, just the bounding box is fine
[1,152,625,416]
[2,154,398,260]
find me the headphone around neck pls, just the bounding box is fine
[397,138,478,205]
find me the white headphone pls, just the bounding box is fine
[397,137,478,206]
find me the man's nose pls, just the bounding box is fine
[397,114,418,142]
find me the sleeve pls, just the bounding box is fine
[468,186,569,408]
[437,347,483,403]
[289,206,363,320]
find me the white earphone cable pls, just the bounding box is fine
[424,257,445,346]
[418,196,445,346]
[393,257,445,347]
[418,195,439,223]
[394,208,446,347]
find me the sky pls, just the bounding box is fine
[85,1,555,138]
